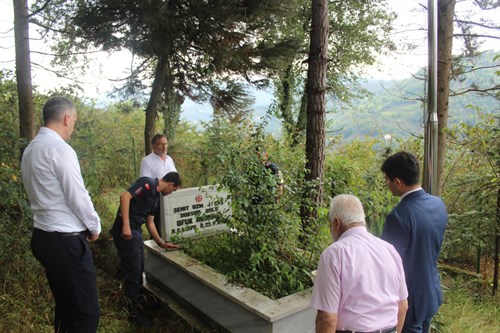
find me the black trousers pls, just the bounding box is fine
[31,228,100,333]
[112,229,145,308]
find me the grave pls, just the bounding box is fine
[145,185,316,333]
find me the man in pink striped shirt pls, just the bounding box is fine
[311,194,408,333]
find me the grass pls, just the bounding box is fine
[1,217,498,332]
[435,272,500,333]
[0,228,197,333]
[0,262,198,333]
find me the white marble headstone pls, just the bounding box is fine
[160,185,231,241]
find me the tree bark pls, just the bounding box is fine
[279,65,294,136]
[493,186,499,296]
[163,58,182,144]
[144,56,168,155]
[436,0,456,195]
[300,0,328,232]
[13,0,35,153]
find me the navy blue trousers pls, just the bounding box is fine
[112,229,144,307]
[403,317,432,333]
[31,228,100,333]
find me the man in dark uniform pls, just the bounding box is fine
[264,159,284,197]
[110,171,181,326]
[251,148,284,205]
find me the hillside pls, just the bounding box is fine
[180,51,499,139]
[328,50,499,141]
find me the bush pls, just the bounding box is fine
[181,117,323,299]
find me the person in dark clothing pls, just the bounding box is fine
[110,171,181,326]
[251,148,284,205]
[381,152,447,333]
[264,161,284,196]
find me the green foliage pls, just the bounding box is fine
[70,100,145,195]
[0,70,55,333]
[333,51,499,142]
[167,120,222,188]
[324,138,399,236]
[182,117,321,299]
[0,70,32,272]
[440,110,499,266]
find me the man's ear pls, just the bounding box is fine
[332,218,340,231]
[63,114,70,126]
[394,177,403,187]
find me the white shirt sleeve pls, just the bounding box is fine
[54,143,101,234]
[140,156,151,177]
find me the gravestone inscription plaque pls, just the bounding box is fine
[160,185,231,241]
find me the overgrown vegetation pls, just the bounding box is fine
[179,117,324,298]
[1,68,498,331]
[438,273,500,333]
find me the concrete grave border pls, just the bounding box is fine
[144,240,315,333]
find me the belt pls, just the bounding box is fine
[34,228,87,237]
[336,326,396,333]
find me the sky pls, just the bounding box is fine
[0,0,498,105]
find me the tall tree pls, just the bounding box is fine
[401,0,498,194]
[31,0,301,154]
[13,0,35,152]
[273,0,395,146]
[436,0,456,196]
[300,0,328,230]
[440,0,500,193]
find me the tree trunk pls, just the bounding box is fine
[163,93,182,144]
[493,186,499,296]
[300,0,328,233]
[294,86,307,146]
[278,65,294,136]
[144,56,168,155]
[13,0,35,154]
[163,58,183,144]
[436,0,456,195]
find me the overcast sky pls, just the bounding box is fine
[0,0,498,103]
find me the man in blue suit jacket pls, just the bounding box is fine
[381,151,447,333]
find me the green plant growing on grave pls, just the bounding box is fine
[182,117,327,299]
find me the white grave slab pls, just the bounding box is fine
[160,185,231,241]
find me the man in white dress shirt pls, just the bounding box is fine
[21,96,101,333]
[140,133,177,235]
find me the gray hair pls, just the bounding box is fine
[43,96,75,126]
[328,194,366,227]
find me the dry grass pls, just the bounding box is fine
[436,273,500,333]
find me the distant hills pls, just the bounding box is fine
[332,50,499,141]
[181,51,499,140]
